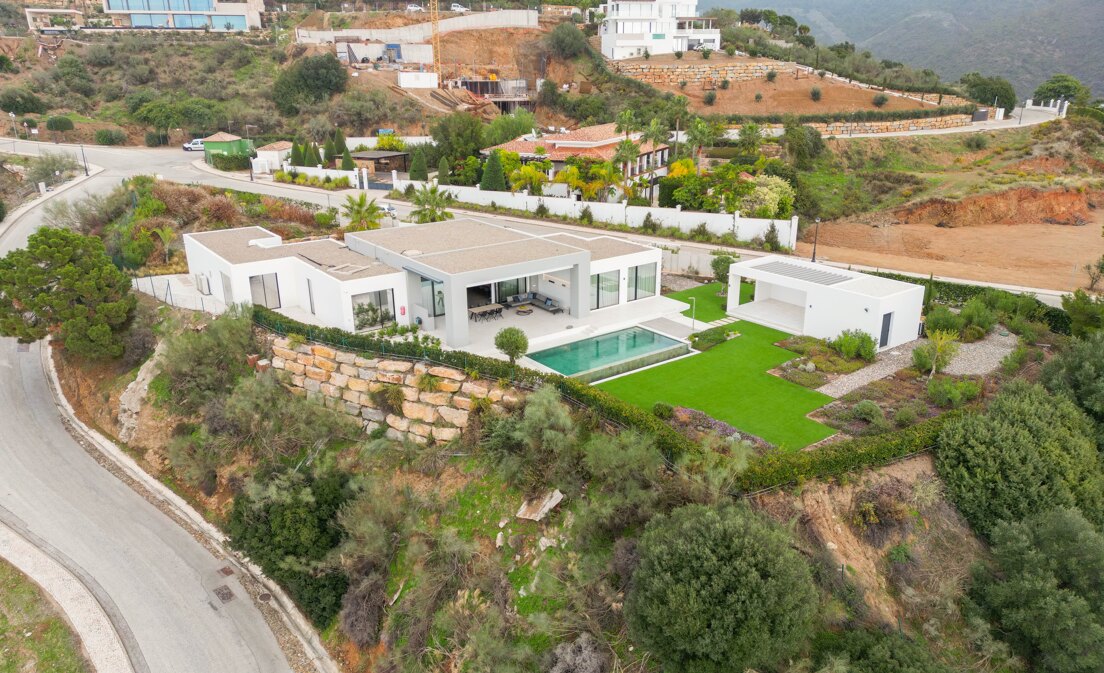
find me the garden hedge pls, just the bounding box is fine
[865,271,1071,335]
[252,306,697,459]
[735,412,959,493]
[715,104,977,126]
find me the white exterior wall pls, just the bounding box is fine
[589,247,663,311]
[599,0,719,59]
[397,71,439,89]
[802,285,923,350]
[254,149,290,174]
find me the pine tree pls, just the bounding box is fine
[437,157,451,185]
[290,140,303,167]
[480,150,506,191]
[333,128,347,155]
[341,147,355,171]
[409,147,428,181]
[323,137,336,166]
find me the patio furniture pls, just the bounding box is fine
[468,303,505,321]
[503,292,564,314]
[515,305,534,316]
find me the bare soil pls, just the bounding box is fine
[801,188,1104,291]
[645,69,929,116]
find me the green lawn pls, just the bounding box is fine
[598,320,836,450]
[0,557,91,673]
[665,282,753,323]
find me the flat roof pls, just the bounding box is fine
[732,255,921,298]
[186,227,398,280]
[543,233,651,261]
[350,150,409,159]
[415,238,583,274]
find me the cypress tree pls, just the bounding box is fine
[409,147,428,181]
[333,128,347,155]
[307,143,321,166]
[341,147,355,171]
[437,157,451,185]
[290,140,303,167]
[480,150,506,191]
[323,137,336,166]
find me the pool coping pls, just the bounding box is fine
[524,324,692,382]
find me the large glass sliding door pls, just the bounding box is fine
[495,277,528,301]
[420,278,445,317]
[589,270,619,310]
[248,273,280,309]
[627,263,656,301]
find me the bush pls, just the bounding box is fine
[701,48,712,60]
[815,629,954,673]
[579,205,593,224]
[963,133,989,150]
[720,79,730,89]
[159,306,256,413]
[1042,330,1104,427]
[272,53,348,115]
[95,129,127,145]
[703,91,717,105]
[626,504,817,672]
[926,376,981,408]
[830,329,876,362]
[0,87,46,115]
[755,92,763,103]
[936,380,1104,536]
[45,116,74,133]
[674,50,683,60]
[766,69,777,82]
[810,86,822,102]
[652,402,673,419]
[872,93,889,108]
[144,131,165,147]
[924,305,964,335]
[546,23,589,59]
[960,296,996,333]
[852,400,885,424]
[210,153,251,171]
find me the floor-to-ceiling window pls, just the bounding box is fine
[495,277,528,301]
[352,289,396,327]
[248,273,280,309]
[590,270,619,310]
[210,14,247,30]
[627,262,656,301]
[420,278,445,317]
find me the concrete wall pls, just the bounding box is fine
[803,284,923,351]
[397,71,439,89]
[296,9,538,44]
[613,60,798,85]
[391,178,801,248]
[266,336,526,444]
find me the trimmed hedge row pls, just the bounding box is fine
[251,306,697,458]
[715,104,977,126]
[865,271,1071,335]
[735,412,959,492]
[1071,106,1104,124]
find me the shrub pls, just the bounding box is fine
[210,153,251,171]
[815,629,954,673]
[963,133,989,150]
[579,205,593,224]
[652,402,673,419]
[674,50,683,60]
[724,45,736,56]
[144,131,164,147]
[159,306,256,413]
[810,86,822,102]
[703,91,717,105]
[494,327,528,364]
[926,376,981,408]
[314,210,337,228]
[679,80,687,89]
[830,329,877,362]
[0,87,45,115]
[755,92,763,103]
[924,305,964,335]
[766,69,777,82]
[95,129,127,145]
[45,115,74,133]
[641,213,659,233]
[911,331,958,375]
[852,400,885,424]
[546,22,589,59]
[936,380,1104,535]
[371,384,405,415]
[534,202,549,217]
[626,504,817,672]
[1041,330,1104,427]
[872,93,889,108]
[893,403,919,428]
[701,48,712,60]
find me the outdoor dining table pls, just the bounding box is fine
[468,303,505,321]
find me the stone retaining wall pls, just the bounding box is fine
[805,114,973,135]
[613,60,798,85]
[265,336,525,444]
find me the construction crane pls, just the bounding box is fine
[429,0,442,85]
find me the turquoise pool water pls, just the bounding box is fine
[528,327,686,381]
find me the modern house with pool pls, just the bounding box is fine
[726,255,924,350]
[183,219,683,366]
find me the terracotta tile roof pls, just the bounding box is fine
[541,122,621,143]
[202,132,242,142]
[484,138,668,163]
[256,141,293,151]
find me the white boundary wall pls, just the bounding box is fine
[1024,98,1070,118]
[393,177,799,248]
[296,9,538,44]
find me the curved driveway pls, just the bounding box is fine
[0,141,296,672]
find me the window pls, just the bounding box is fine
[188,0,214,9]
[147,0,168,10]
[130,13,170,26]
[210,14,247,30]
[248,273,280,309]
[172,13,208,27]
[420,278,445,317]
[628,263,656,301]
[352,289,396,326]
[495,277,527,300]
[169,0,189,11]
[589,270,619,310]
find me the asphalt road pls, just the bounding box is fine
[0,141,296,672]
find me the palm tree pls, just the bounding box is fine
[588,161,631,201]
[614,109,641,177]
[150,225,176,263]
[410,184,454,223]
[686,117,719,173]
[341,193,385,231]
[638,119,670,203]
[510,164,548,195]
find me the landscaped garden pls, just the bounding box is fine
[598,320,836,450]
[664,281,754,323]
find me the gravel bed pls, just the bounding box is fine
[817,341,921,398]
[943,329,1018,376]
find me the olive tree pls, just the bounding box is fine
[494,326,528,364]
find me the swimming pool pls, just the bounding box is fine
[527,326,689,382]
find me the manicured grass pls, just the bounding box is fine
[0,558,91,673]
[598,320,836,450]
[665,281,753,323]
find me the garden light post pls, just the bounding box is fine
[7,112,13,137]
[811,217,821,263]
[690,296,697,330]
[80,144,88,176]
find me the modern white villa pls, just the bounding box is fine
[27,0,263,32]
[726,256,924,350]
[598,0,721,60]
[183,218,664,349]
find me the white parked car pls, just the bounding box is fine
[450,3,469,12]
[182,139,204,151]
[405,4,425,12]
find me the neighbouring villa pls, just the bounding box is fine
[482,122,671,181]
[183,218,667,350]
[727,255,924,350]
[26,0,263,32]
[598,0,721,60]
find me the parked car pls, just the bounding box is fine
[405,4,425,12]
[450,3,470,12]
[182,139,205,151]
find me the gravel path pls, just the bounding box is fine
[943,329,1018,376]
[817,341,921,398]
